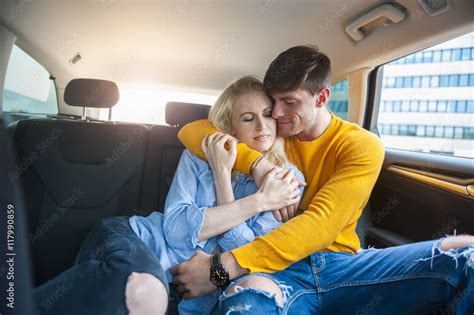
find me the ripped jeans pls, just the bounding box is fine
[214,239,473,315]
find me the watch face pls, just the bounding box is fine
[210,265,230,287]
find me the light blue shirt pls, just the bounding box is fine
[129,149,305,314]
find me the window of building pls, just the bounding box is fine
[465,127,474,139]
[428,101,437,112]
[430,76,439,88]
[447,101,457,113]
[467,100,474,113]
[456,101,467,113]
[419,101,428,112]
[327,79,348,120]
[408,125,417,136]
[421,76,430,88]
[423,51,433,63]
[459,74,469,87]
[416,125,425,136]
[395,77,404,88]
[445,126,454,138]
[426,126,435,137]
[433,50,442,62]
[410,100,419,112]
[377,31,474,158]
[403,77,413,88]
[437,101,447,112]
[449,75,459,86]
[441,49,451,62]
[461,48,471,60]
[3,45,58,115]
[439,75,449,87]
[415,52,424,63]
[452,48,462,61]
[413,76,421,88]
[391,125,399,135]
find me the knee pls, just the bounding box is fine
[125,272,168,315]
[225,275,283,306]
[440,235,474,251]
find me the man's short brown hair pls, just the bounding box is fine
[263,45,331,95]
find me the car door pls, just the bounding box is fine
[364,32,474,248]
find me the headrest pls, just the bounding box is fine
[64,78,119,108]
[165,102,211,126]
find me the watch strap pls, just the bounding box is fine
[211,253,219,267]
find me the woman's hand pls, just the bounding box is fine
[201,133,237,175]
[256,168,300,212]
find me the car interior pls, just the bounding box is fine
[0,0,473,314]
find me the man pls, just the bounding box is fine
[171,45,474,314]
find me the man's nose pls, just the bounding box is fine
[272,102,284,118]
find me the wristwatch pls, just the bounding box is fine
[209,253,230,288]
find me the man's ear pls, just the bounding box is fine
[316,87,331,108]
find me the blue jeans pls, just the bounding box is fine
[33,216,168,314]
[215,240,473,315]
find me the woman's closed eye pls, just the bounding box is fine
[263,109,272,117]
[241,114,254,122]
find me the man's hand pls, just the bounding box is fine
[170,251,215,299]
[271,169,303,222]
[252,158,305,222]
[273,199,300,222]
[170,251,247,299]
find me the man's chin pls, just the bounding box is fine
[277,129,297,138]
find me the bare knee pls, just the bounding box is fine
[225,275,283,306]
[440,234,474,251]
[125,272,168,315]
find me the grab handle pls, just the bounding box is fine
[345,3,406,42]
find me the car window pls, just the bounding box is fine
[328,79,348,120]
[378,32,473,158]
[3,45,58,115]
[102,90,217,125]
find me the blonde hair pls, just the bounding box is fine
[208,76,288,167]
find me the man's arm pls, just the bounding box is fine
[230,134,385,273]
[178,119,263,174]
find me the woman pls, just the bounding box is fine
[33,76,304,315]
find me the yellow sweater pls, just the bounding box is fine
[178,114,384,273]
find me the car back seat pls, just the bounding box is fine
[12,79,149,285]
[141,101,210,214]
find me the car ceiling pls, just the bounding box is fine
[1,0,473,96]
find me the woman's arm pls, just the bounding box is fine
[163,150,300,250]
[199,134,298,242]
[202,133,258,250]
